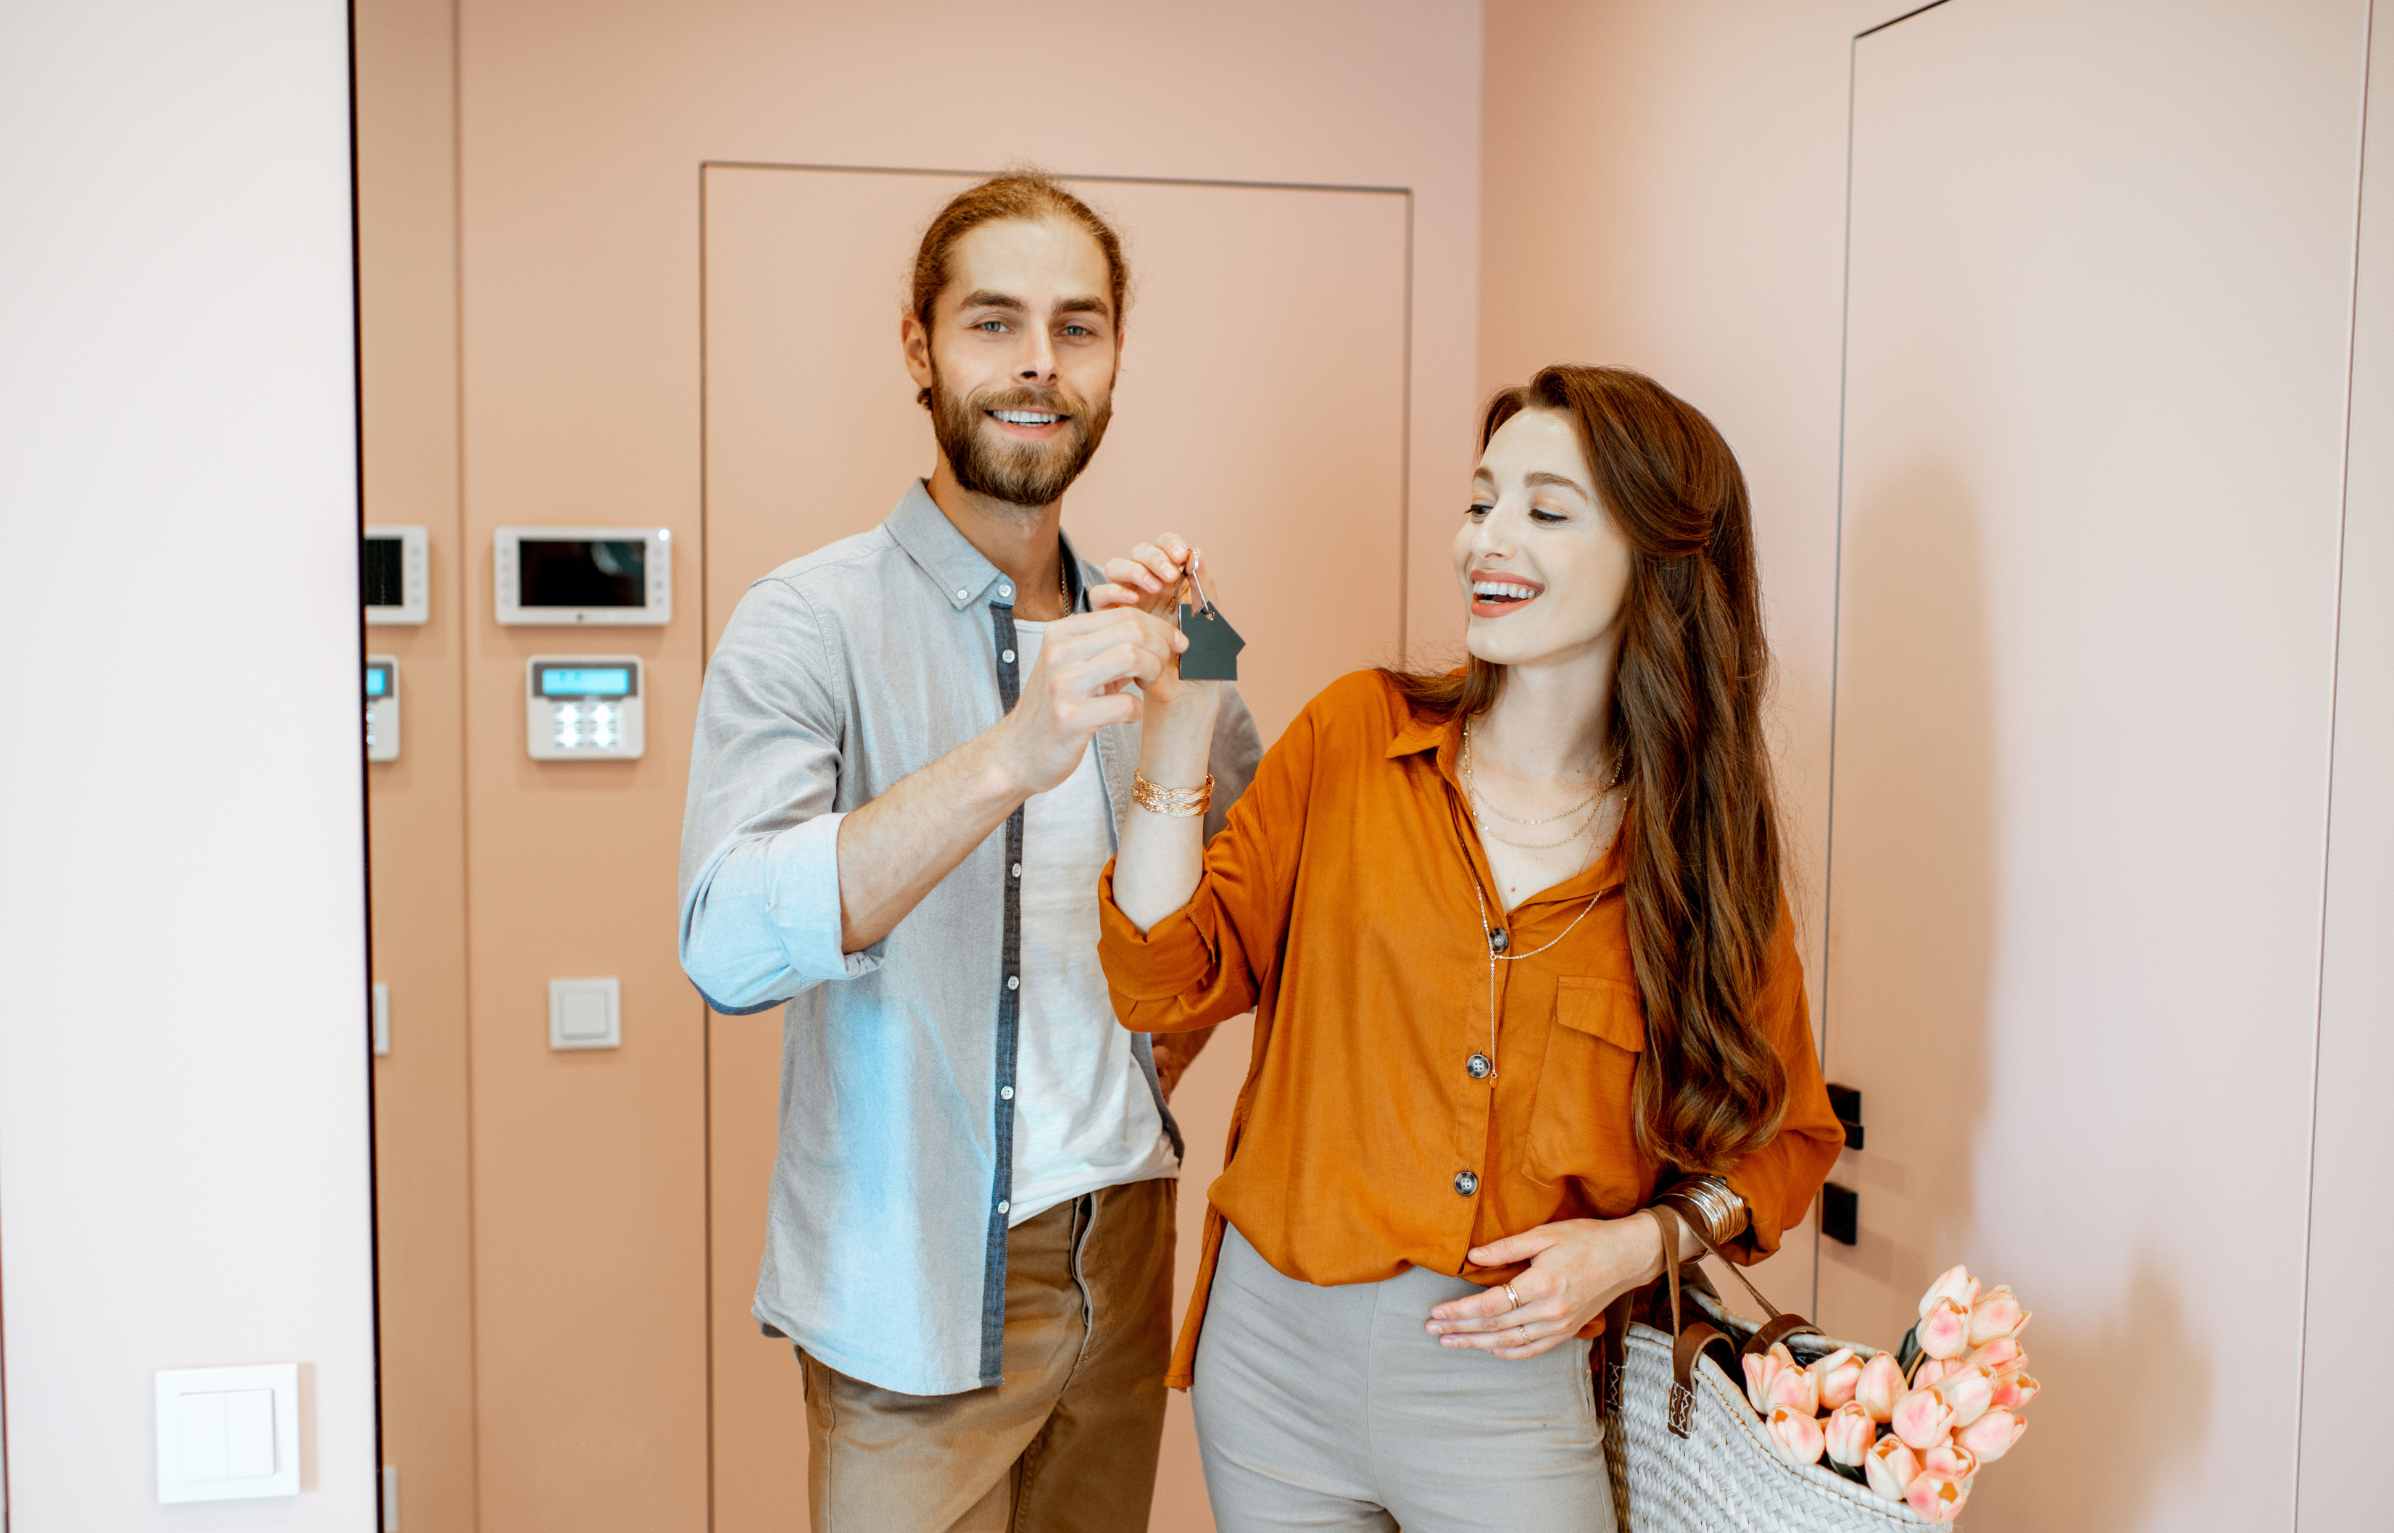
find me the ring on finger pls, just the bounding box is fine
[1503,1281,1521,1310]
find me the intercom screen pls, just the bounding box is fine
[519,539,647,609]
[362,537,406,607]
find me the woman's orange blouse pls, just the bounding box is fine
[1096,671,1845,1389]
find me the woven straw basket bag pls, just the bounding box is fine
[1591,1209,1940,1531]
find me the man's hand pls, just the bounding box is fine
[994,608,1187,795]
[1091,534,1229,718]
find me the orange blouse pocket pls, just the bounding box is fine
[1525,976,1648,1202]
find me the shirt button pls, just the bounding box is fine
[1002,648,1016,663]
[1489,929,1509,954]
[1000,1085,1015,1101]
[1000,584,1014,599]
[1007,975,1020,991]
[997,1199,1011,1214]
[956,587,970,601]
[1011,862,1023,878]
[1466,1052,1492,1080]
[1454,1170,1480,1197]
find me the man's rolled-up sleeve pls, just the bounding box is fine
[678,578,885,1014]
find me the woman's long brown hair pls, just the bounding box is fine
[1382,365,1788,1174]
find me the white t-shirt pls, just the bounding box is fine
[1004,620,1181,1226]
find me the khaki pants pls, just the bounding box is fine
[795,1176,1176,1533]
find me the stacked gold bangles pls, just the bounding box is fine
[1655,1174,1750,1249]
[1132,772,1215,818]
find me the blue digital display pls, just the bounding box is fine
[365,665,391,699]
[539,666,633,699]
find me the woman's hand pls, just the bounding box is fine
[1424,1214,1665,1361]
[1089,534,1221,715]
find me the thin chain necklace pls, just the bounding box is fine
[1464,731,1603,827]
[1454,721,1626,1079]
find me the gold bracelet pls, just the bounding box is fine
[1132,772,1214,818]
[1656,1174,1750,1249]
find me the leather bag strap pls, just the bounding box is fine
[1650,1203,1824,1357]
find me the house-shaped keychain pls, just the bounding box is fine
[1177,566,1244,681]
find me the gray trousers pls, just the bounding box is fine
[1192,1224,1620,1532]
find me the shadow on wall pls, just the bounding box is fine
[1825,453,2210,1527]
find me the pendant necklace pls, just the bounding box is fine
[1455,720,1627,1080]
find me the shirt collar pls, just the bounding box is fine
[1390,700,1629,904]
[1384,712,1452,760]
[886,480,1088,613]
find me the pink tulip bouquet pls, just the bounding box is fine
[1741,1265,2039,1523]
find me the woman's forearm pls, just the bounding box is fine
[1112,689,1225,932]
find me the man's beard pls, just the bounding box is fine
[928,368,1113,509]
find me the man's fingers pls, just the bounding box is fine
[1103,556,1164,595]
[1067,643,1166,700]
[1054,612,1183,671]
[1088,581,1145,612]
[1128,541,1186,588]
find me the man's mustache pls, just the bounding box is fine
[973,387,1079,419]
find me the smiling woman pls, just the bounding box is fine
[1097,363,1843,1531]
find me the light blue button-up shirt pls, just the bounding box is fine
[677,482,1263,1395]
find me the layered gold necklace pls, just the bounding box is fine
[1454,720,1628,1080]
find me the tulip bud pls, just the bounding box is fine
[1910,1356,1960,1390]
[1918,1297,1971,1360]
[1990,1372,2042,1412]
[1864,1434,1922,1501]
[1892,1387,1956,1450]
[1810,1346,1863,1411]
[1768,1406,1826,1467]
[1771,1362,1822,1417]
[1934,1364,1998,1429]
[1959,1407,2028,1463]
[1918,1264,1981,1319]
[1966,1336,2025,1375]
[1856,1352,1906,1422]
[1905,1474,1971,1523]
[1743,1342,1796,1415]
[1824,1401,1877,1468]
[1968,1284,2029,1346]
[1922,1439,1979,1484]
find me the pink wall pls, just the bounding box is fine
[359,2,1485,1528]
[1481,3,2387,1530]
[1480,0,1883,1311]
[0,0,379,1527]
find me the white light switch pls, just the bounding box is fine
[156,1364,300,1503]
[549,976,621,1051]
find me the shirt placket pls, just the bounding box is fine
[979,590,1027,1386]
